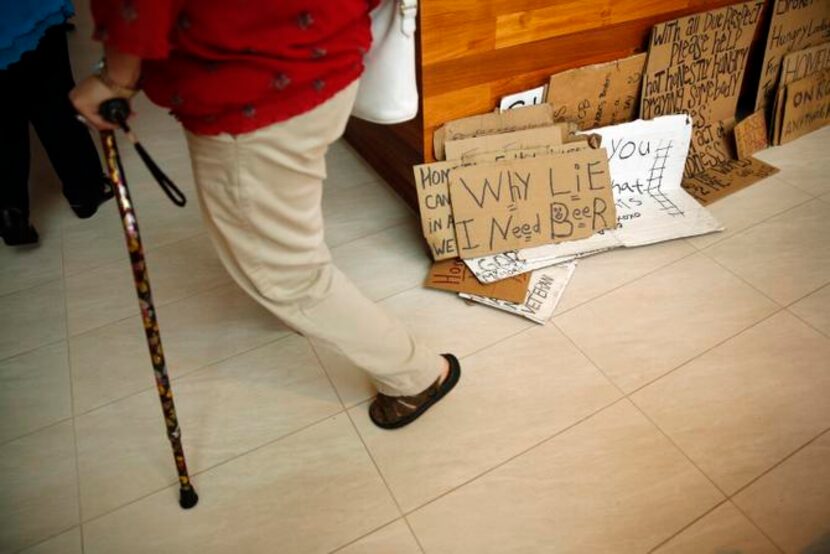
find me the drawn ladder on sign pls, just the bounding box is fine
[646,141,684,216]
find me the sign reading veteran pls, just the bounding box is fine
[448,149,616,258]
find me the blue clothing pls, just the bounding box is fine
[0,0,74,69]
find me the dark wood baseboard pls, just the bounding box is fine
[343,117,422,212]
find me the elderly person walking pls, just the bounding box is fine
[70,0,459,429]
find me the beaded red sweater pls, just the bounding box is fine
[91,0,376,135]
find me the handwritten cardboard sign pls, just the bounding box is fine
[434,104,556,160]
[414,160,460,260]
[682,157,780,204]
[444,125,565,161]
[547,53,646,131]
[460,262,576,324]
[500,85,548,111]
[449,148,616,259]
[771,41,830,142]
[522,115,722,264]
[641,0,765,177]
[779,67,830,144]
[425,258,530,303]
[755,0,830,111]
[463,142,589,164]
[734,110,770,158]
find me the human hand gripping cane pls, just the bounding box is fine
[97,98,198,509]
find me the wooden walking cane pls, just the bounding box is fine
[98,98,198,509]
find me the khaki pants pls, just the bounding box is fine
[185,82,442,396]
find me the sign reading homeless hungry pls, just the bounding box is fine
[755,0,830,111]
[640,0,765,177]
[448,149,616,258]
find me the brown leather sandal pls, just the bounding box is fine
[369,353,461,430]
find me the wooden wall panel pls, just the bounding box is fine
[493,0,689,49]
[346,0,770,207]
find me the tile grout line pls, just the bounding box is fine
[0,331,296,449]
[554,304,801,551]
[343,406,428,554]
[12,524,81,554]
[769,171,825,199]
[326,517,415,554]
[549,320,627,397]
[326,215,416,253]
[726,497,787,554]
[60,228,87,553]
[553,246,701,319]
[727,425,830,502]
[77,409,347,528]
[549,323,747,549]
[69,332,296,421]
[645,499,729,553]
[305,342,423,554]
[308,340,427,553]
[64,270,232,339]
[631,367,830,553]
[60,228,206,280]
[696,247,787,308]
[786,307,830,340]
[685,193,817,252]
[624,307,785,397]
[398,397,629,520]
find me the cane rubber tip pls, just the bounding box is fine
[179,487,199,509]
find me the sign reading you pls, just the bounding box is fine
[448,149,616,258]
[640,0,765,177]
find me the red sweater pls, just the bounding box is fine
[91,0,376,135]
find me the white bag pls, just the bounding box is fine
[352,0,419,124]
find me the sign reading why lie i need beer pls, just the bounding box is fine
[448,149,616,259]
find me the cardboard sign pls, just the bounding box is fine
[463,142,590,164]
[425,258,530,303]
[641,1,765,177]
[449,148,617,258]
[547,53,647,130]
[682,157,780,205]
[434,104,556,160]
[460,262,576,324]
[414,160,461,260]
[734,110,770,159]
[462,251,535,284]
[772,42,830,143]
[500,85,548,111]
[444,125,564,161]
[780,41,830,85]
[755,0,830,111]
[779,67,830,144]
[522,115,722,263]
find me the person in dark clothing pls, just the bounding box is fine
[0,5,112,246]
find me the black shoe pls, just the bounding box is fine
[0,208,39,246]
[70,176,115,219]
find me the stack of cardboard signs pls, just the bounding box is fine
[415,105,724,324]
[755,0,830,120]
[413,0,830,324]
[639,0,781,205]
[416,104,605,324]
[769,42,830,145]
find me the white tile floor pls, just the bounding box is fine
[2,14,830,554]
